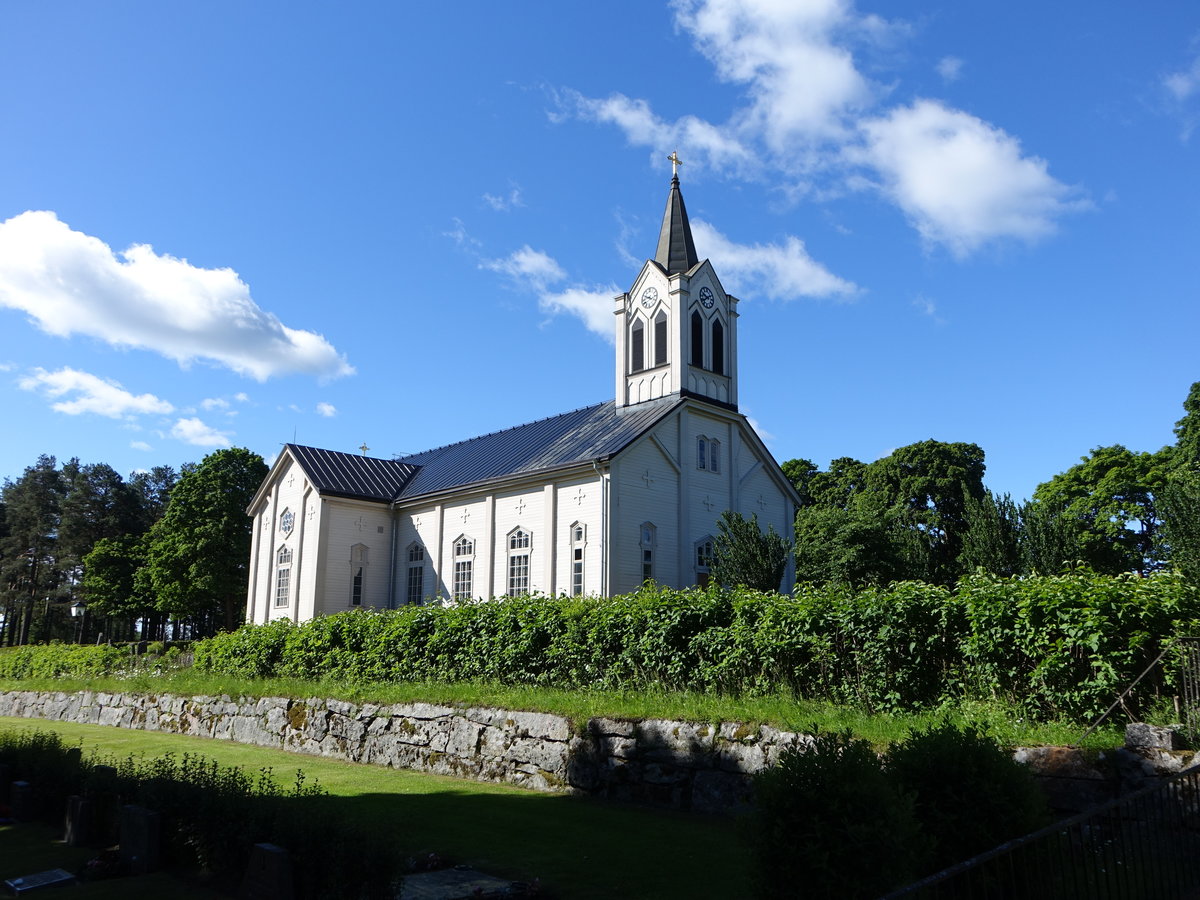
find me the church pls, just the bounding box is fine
[244,169,800,624]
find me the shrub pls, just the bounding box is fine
[752,729,926,899]
[886,721,1050,874]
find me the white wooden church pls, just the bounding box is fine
[245,171,800,624]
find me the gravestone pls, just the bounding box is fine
[9,781,33,822]
[241,842,294,900]
[64,794,91,847]
[119,804,160,874]
[3,868,76,895]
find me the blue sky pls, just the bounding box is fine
[1,1,1197,503]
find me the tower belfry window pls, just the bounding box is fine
[631,319,645,373]
[712,319,725,375]
[690,311,704,367]
[654,312,667,367]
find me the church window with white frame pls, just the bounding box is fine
[507,528,531,596]
[631,318,645,372]
[406,543,425,605]
[695,536,715,588]
[453,536,474,601]
[639,522,656,583]
[570,522,586,596]
[274,546,292,607]
[350,544,368,606]
[697,436,720,473]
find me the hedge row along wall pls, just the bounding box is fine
[187,573,1199,719]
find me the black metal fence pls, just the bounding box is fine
[881,764,1200,900]
[1178,637,1200,746]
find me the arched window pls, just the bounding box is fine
[453,536,474,601]
[631,319,645,373]
[507,528,531,596]
[695,537,715,587]
[406,543,425,605]
[654,311,668,367]
[690,311,704,367]
[349,544,368,606]
[712,319,725,375]
[639,522,656,583]
[570,522,586,596]
[274,546,292,608]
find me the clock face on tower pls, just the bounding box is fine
[699,286,715,309]
[640,286,659,309]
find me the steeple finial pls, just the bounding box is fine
[654,156,699,275]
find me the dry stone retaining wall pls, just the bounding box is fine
[0,690,808,813]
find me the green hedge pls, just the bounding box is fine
[0,642,129,680]
[193,572,1199,719]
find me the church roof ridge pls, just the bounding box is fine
[394,400,611,461]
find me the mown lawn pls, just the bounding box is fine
[0,716,753,898]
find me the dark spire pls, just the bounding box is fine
[654,173,699,275]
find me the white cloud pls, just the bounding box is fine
[18,367,174,419]
[0,211,354,381]
[170,416,231,448]
[483,185,524,211]
[936,56,963,83]
[482,245,567,291]
[316,402,337,417]
[851,100,1084,256]
[201,397,230,411]
[484,246,618,339]
[1165,55,1200,102]
[130,440,153,452]
[564,1,1078,255]
[233,392,250,403]
[691,220,858,300]
[539,287,618,338]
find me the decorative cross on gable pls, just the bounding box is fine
[703,495,715,512]
[641,469,655,489]
[515,498,527,516]
[574,488,587,506]
[286,473,295,488]
[308,507,316,522]
[359,442,370,455]
[460,508,471,524]
[355,515,366,531]
[413,515,421,527]
[757,493,767,510]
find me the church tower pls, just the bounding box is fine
[614,162,739,410]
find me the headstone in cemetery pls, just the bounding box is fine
[64,794,91,847]
[241,842,294,900]
[118,804,160,874]
[3,868,77,895]
[9,781,33,822]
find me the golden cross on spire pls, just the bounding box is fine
[359,442,370,455]
[668,150,683,177]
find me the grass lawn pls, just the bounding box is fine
[0,716,754,898]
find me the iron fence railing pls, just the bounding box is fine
[881,764,1200,900]
[1177,637,1200,746]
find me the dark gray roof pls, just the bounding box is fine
[654,174,699,275]
[395,396,682,498]
[286,396,683,505]
[286,445,417,502]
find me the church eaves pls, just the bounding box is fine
[653,174,700,275]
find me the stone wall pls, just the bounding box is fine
[0,690,808,814]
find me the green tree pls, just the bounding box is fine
[144,447,267,634]
[1033,445,1171,574]
[794,497,909,588]
[958,490,1023,576]
[1160,471,1200,583]
[1173,381,1200,470]
[1018,499,1082,575]
[81,534,152,635]
[0,456,66,644]
[710,510,791,593]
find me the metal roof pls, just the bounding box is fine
[654,174,699,275]
[395,396,683,499]
[285,445,418,502]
